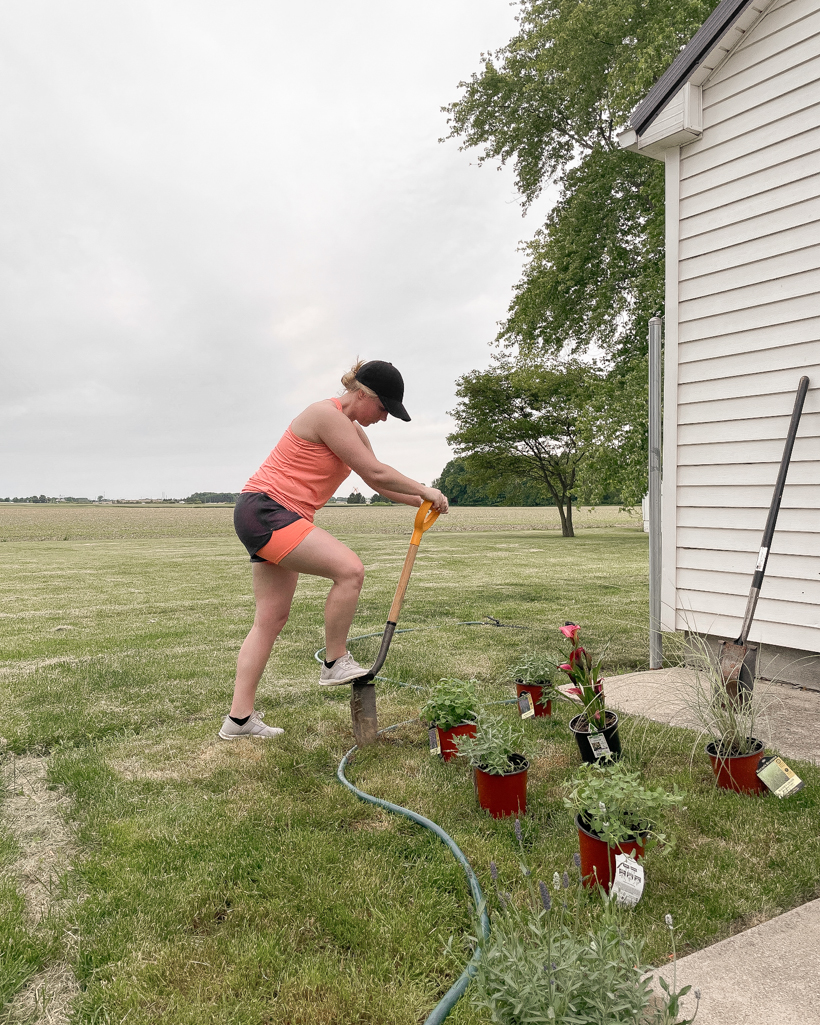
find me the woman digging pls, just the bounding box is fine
[219,359,449,739]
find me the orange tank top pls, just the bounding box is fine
[242,398,351,521]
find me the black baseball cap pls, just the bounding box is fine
[355,360,411,421]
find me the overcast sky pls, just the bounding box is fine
[2,0,556,499]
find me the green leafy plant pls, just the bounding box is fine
[455,712,525,775]
[563,760,684,849]
[419,677,479,731]
[467,844,699,1024]
[509,652,559,707]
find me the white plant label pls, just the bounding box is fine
[518,692,535,719]
[589,733,611,759]
[428,728,441,756]
[611,855,644,907]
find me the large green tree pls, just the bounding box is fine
[444,0,719,498]
[448,358,622,536]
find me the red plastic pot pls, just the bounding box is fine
[474,755,528,818]
[436,722,477,763]
[575,814,645,894]
[515,682,552,718]
[706,739,766,795]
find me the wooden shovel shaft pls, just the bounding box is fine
[736,375,809,644]
[388,543,419,623]
[356,501,439,683]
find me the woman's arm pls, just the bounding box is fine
[314,406,448,512]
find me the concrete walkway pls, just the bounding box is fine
[605,668,820,1023]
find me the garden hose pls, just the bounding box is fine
[337,721,490,1025]
[326,617,542,1020]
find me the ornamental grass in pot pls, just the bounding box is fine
[683,636,768,795]
[455,712,528,818]
[509,652,559,718]
[420,677,479,762]
[557,623,621,762]
[562,760,684,893]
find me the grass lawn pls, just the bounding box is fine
[1,504,819,1024]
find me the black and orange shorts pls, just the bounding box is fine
[233,492,315,565]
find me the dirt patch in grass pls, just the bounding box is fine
[1,753,80,1023]
[2,755,73,925]
[3,964,79,1025]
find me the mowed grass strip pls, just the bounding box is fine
[1,505,819,1023]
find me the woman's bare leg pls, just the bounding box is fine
[230,561,299,717]
[279,527,364,660]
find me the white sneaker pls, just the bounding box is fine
[318,652,369,687]
[218,710,284,740]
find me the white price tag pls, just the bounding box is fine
[589,733,611,759]
[611,854,644,907]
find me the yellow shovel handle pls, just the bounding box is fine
[410,500,439,546]
[387,501,440,624]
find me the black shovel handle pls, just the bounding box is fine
[737,375,809,644]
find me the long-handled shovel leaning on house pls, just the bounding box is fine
[349,500,440,745]
[718,375,810,699]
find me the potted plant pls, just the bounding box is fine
[683,639,767,795]
[455,712,528,818]
[509,652,558,718]
[420,677,479,762]
[468,852,700,1024]
[562,760,684,893]
[557,623,621,762]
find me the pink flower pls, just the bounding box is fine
[558,663,573,674]
[567,687,583,698]
[560,623,580,641]
[568,646,587,668]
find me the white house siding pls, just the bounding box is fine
[669,0,820,656]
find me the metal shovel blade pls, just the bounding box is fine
[718,640,756,702]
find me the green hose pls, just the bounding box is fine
[337,722,490,1025]
[327,618,535,1020]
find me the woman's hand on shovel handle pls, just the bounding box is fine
[422,488,449,514]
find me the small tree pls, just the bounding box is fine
[448,358,610,537]
[347,492,366,505]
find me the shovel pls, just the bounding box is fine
[350,500,440,744]
[718,376,810,698]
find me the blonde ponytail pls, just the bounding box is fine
[340,360,377,397]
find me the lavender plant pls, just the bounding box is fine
[469,841,698,1024]
[454,711,526,775]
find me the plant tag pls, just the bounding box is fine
[428,728,441,756]
[757,755,804,797]
[588,733,611,760]
[611,855,644,907]
[518,692,535,719]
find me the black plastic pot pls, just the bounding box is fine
[569,711,621,763]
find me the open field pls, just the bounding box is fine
[2,505,819,1023]
[0,502,641,542]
